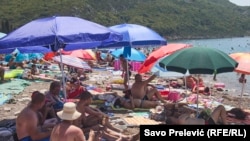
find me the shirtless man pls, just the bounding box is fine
[131,73,168,104]
[119,55,131,90]
[74,91,139,141]
[16,91,51,141]
[50,102,97,141]
[166,105,228,125]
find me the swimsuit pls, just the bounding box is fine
[19,136,50,141]
[205,117,215,125]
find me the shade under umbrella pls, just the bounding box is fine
[159,46,238,115]
[53,55,91,70]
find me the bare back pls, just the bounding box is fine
[51,123,85,141]
[16,107,38,140]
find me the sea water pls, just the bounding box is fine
[172,36,250,96]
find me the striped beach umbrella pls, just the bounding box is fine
[53,55,91,70]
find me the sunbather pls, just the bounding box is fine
[113,94,162,109]
[45,81,64,112]
[166,105,228,125]
[74,91,139,141]
[50,102,99,141]
[131,73,170,104]
[16,91,51,141]
[66,76,86,99]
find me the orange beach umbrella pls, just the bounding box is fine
[138,43,192,73]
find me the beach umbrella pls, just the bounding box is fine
[53,55,91,70]
[0,16,122,98]
[62,49,95,60]
[159,46,238,74]
[230,52,250,107]
[111,47,146,62]
[159,46,238,115]
[0,16,122,51]
[138,43,192,73]
[0,32,6,39]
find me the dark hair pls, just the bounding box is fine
[31,91,45,104]
[49,81,61,92]
[69,76,78,84]
[119,54,123,58]
[229,108,247,120]
[113,98,122,108]
[79,91,93,101]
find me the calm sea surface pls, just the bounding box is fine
[170,37,250,96]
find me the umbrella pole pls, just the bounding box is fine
[196,75,199,117]
[239,76,246,108]
[126,60,130,90]
[59,50,67,99]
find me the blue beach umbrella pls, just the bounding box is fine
[0,16,122,51]
[101,23,167,57]
[111,47,146,62]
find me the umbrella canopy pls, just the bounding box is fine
[111,47,146,62]
[0,46,51,54]
[159,46,238,74]
[62,49,95,60]
[138,43,192,73]
[0,32,6,39]
[106,23,167,47]
[0,16,122,51]
[229,52,250,108]
[53,55,91,70]
[230,53,250,75]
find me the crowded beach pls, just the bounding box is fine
[0,45,249,141]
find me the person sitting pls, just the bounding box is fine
[31,64,40,75]
[31,91,58,129]
[76,69,89,81]
[113,94,162,109]
[7,57,17,69]
[74,91,139,141]
[186,75,207,93]
[50,102,98,141]
[131,73,170,104]
[45,81,64,113]
[66,76,86,99]
[166,105,228,125]
[16,91,51,141]
[0,63,5,83]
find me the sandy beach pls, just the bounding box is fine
[0,68,250,141]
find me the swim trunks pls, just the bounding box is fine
[205,117,215,125]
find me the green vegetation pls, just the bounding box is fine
[1,0,250,40]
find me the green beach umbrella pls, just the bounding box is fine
[159,46,238,116]
[159,46,238,74]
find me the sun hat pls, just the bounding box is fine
[57,102,81,121]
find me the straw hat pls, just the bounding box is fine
[57,102,81,121]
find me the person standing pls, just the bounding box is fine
[119,55,131,90]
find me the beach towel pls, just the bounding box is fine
[110,104,150,111]
[123,116,162,126]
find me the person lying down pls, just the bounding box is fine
[112,94,177,109]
